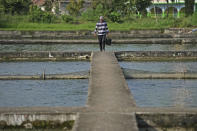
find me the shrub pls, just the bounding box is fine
[66,0,84,16]
[61,15,74,23]
[29,5,56,23]
[191,12,197,26]
[108,12,121,23]
[81,8,97,21]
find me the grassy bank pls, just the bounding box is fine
[0,14,197,31]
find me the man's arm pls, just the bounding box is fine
[105,22,109,35]
[94,23,98,36]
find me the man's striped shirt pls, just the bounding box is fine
[94,21,109,35]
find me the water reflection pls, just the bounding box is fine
[0,61,90,75]
[173,80,193,107]
[127,79,197,107]
[0,80,88,107]
[120,61,197,73]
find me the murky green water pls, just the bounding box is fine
[120,61,197,73]
[0,62,90,75]
[0,44,197,51]
[127,79,197,107]
[0,80,88,107]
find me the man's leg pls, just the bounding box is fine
[98,35,102,51]
[102,35,106,51]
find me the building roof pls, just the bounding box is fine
[152,0,197,3]
[32,0,45,6]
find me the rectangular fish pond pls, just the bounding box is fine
[0,61,90,130]
[1,44,197,52]
[120,61,197,73]
[121,61,197,107]
[0,79,88,107]
[127,79,197,107]
[0,61,90,107]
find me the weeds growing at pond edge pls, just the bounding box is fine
[0,13,197,31]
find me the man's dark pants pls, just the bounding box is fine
[98,35,106,51]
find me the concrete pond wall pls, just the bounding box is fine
[0,51,92,61]
[1,111,197,131]
[0,29,196,40]
[0,29,197,44]
[136,113,197,131]
[1,51,196,62]
[0,107,81,130]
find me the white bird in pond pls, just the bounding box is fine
[49,52,54,58]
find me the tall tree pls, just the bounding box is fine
[91,0,151,16]
[185,0,195,16]
[135,0,152,15]
[66,0,84,16]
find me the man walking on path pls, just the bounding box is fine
[94,16,109,51]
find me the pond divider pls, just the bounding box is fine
[1,71,197,80]
[1,38,197,44]
[1,30,197,44]
[0,71,89,80]
[0,51,197,61]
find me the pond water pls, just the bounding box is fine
[0,44,197,52]
[0,61,90,75]
[119,61,197,73]
[0,79,88,107]
[127,79,197,107]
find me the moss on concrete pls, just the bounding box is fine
[136,114,197,130]
[0,120,74,130]
[0,121,7,129]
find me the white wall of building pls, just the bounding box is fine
[152,0,197,3]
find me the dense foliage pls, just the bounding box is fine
[0,0,197,29]
[29,5,56,23]
[0,0,32,15]
[66,0,84,16]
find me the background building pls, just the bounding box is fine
[148,0,197,17]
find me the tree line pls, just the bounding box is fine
[0,0,196,22]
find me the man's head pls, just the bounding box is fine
[100,16,104,22]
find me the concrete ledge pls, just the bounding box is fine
[1,51,197,62]
[136,113,197,131]
[125,72,197,79]
[1,107,197,130]
[1,38,197,44]
[0,51,91,61]
[116,51,197,61]
[0,71,89,80]
[0,107,85,130]
[0,29,196,39]
[2,71,197,80]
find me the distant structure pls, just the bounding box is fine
[32,0,197,16]
[32,0,46,11]
[148,0,197,17]
[32,0,45,6]
[58,0,91,14]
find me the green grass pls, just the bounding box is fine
[0,14,197,31]
[0,21,178,31]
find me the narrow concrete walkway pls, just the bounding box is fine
[73,52,138,131]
